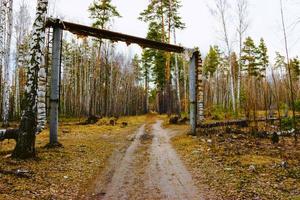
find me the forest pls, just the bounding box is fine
[0,0,299,199]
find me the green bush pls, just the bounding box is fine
[211,105,225,120]
[281,117,294,130]
[295,100,300,112]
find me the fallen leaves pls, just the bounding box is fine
[0,116,145,200]
[172,125,300,200]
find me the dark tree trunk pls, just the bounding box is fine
[13,128,36,158]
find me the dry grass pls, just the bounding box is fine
[172,125,300,200]
[0,115,146,200]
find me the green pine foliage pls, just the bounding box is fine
[88,0,121,29]
[203,46,221,77]
[241,37,258,77]
[139,0,185,31]
[241,37,269,78]
[256,38,269,78]
[290,57,300,80]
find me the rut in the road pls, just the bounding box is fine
[99,120,203,200]
[146,121,203,200]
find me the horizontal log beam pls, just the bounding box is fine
[198,120,249,129]
[0,129,19,141]
[45,18,186,53]
[197,117,283,129]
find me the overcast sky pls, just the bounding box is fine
[15,0,300,61]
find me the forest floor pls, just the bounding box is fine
[0,115,147,200]
[172,125,300,200]
[1,115,300,200]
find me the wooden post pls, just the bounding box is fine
[50,25,62,145]
[189,52,197,135]
[196,52,204,122]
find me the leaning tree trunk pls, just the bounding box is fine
[11,0,48,158]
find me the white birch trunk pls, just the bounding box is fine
[36,0,48,133]
[173,30,181,116]
[2,0,13,127]
[26,0,48,133]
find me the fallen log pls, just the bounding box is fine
[197,117,285,129]
[198,119,248,129]
[0,129,19,141]
[0,169,32,178]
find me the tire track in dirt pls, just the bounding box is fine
[102,124,148,200]
[90,120,203,200]
[146,120,203,200]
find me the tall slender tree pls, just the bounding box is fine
[140,0,185,115]
[14,1,31,119]
[236,0,249,110]
[88,0,121,117]
[279,0,296,135]
[1,0,13,127]
[211,0,236,113]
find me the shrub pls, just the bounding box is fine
[211,105,225,120]
[281,117,294,130]
[295,100,300,112]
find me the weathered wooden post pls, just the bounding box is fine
[49,23,62,145]
[189,52,197,135]
[196,52,204,122]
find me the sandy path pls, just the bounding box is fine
[103,125,147,200]
[94,120,203,200]
[146,120,203,200]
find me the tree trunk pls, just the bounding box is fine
[1,0,13,127]
[183,61,188,113]
[12,0,48,159]
[174,31,181,117]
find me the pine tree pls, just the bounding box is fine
[241,37,258,77]
[89,0,121,29]
[256,38,269,79]
[231,52,239,87]
[141,50,151,113]
[140,0,185,114]
[256,38,269,121]
[204,46,221,77]
[88,0,121,117]
[290,57,300,80]
[241,36,259,124]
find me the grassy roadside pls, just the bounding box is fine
[0,115,146,200]
[171,124,300,200]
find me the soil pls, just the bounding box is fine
[85,120,204,200]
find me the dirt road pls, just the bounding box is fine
[89,120,203,200]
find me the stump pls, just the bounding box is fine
[169,116,179,124]
[82,115,101,125]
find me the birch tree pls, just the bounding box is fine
[0,0,48,159]
[279,0,297,135]
[0,0,6,116]
[1,0,13,127]
[211,0,236,113]
[14,1,31,118]
[236,0,249,110]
